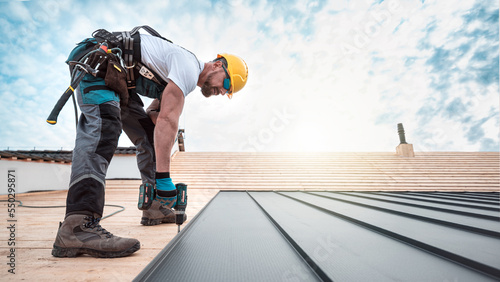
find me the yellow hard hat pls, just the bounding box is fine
[217,53,248,99]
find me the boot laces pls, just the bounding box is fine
[84,216,113,238]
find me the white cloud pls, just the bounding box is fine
[0,0,498,153]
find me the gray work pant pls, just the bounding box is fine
[65,85,156,217]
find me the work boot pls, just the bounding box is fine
[141,200,187,226]
[52,214,140,258]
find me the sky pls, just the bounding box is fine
[0,0,498,153]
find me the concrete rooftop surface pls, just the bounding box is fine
[0,151,499,281]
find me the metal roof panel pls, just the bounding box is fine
[135,191,322,282]
[136,191,500,281]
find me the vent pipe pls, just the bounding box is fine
[396,123,414,157]
[397,123,407,144]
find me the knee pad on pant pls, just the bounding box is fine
[95,104,121,163]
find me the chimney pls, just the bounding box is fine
[396,123,415,157]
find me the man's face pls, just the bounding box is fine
[201,63,230,98]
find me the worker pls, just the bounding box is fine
[51,26,248,258]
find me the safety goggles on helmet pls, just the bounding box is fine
[221,64,232,95]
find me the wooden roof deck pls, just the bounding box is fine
[0,151,498,281]
[172,151,500,191]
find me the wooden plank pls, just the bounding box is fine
[0,185,218,281]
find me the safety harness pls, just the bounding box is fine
[93,25,170,89]
[47,26,170,125]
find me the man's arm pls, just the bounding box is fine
[155,82,185,173]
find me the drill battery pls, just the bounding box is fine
[137,183,155,210]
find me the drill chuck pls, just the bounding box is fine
[175,210,185,226]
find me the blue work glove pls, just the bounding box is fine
[156,177,177,208]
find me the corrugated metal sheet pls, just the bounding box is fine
[135,191,500,282]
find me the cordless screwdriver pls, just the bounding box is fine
[174,183,187,233]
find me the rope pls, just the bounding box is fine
[0,200,125,220]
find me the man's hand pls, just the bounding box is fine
[154,82,185,173]
[146,99,160,124]
[156,177,176,190]
[155,177,177,208]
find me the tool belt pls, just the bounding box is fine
[66,39,129,105]
[47,26,169,125]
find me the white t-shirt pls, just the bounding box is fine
[140,34,204,97]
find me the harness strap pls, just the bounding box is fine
[130,25,172,43]
[93,25,171,89]
[121,31,136,88]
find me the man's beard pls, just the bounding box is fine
[201,72,217,98]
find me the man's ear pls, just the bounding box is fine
[213,60,223,69]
